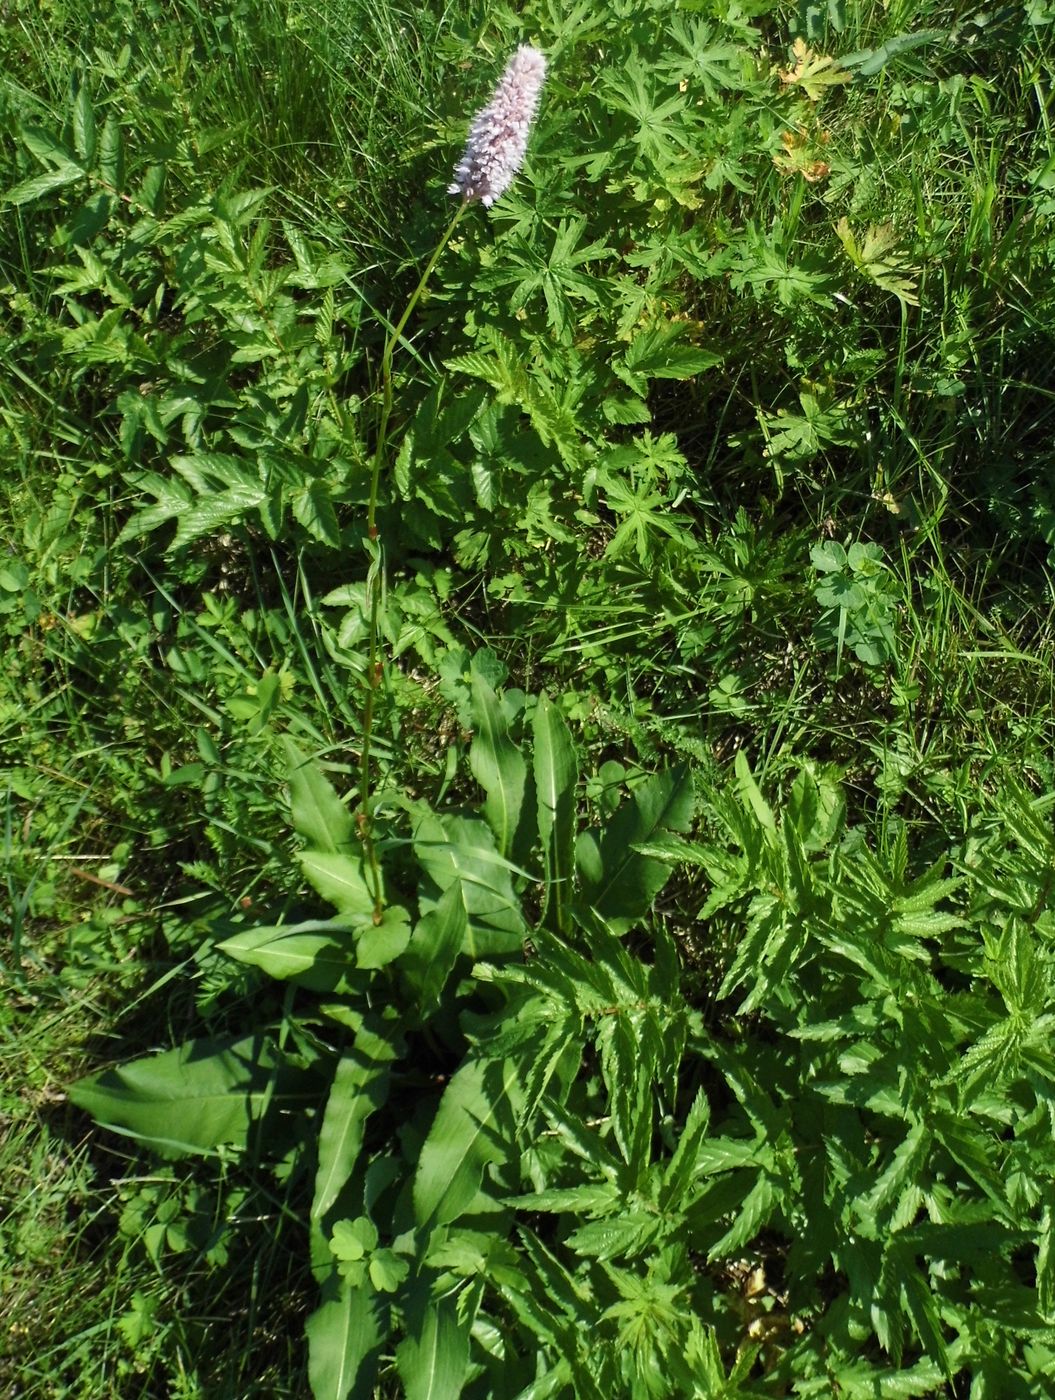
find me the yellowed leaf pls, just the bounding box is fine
[779,38,852,102]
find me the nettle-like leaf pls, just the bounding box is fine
[446,331,586,472]
[119,451,270,550]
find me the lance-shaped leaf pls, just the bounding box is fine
[414,1056,520,1229]
[306,1273,385,1400]
[219,920,359,992]
[402,882,470,1019]
[469,666,526,858]
[578,766,693,931]
[69,1034,318,1157]
[313,1024,399,1223]
[395,1295,471,1400]
[413,812,525,956]
[301,851,377,921]
[284,736,355,853]
[533,694,577,933]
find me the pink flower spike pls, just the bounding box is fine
[449,45,548,209]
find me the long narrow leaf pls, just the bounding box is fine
[533,695,577,933]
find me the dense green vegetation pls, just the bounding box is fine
[3,0,1055,1394]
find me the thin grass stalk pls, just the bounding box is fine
[357,201,468,917]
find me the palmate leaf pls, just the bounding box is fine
[596,470,694,565]
[659,16,745,97]
[69,1033,318,1157]
[600,67,696,171]
[778,38,852,101]
[835,217,920,305]
[474,219,613,343]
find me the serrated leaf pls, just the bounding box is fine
[660,1089,712,1208]
[1039,1203,1055,1318]
[293,482,341,546]
[707,1172,776,1260]
[564,1211,662,1260]
[899,1265,950,1377]
[169,482,268,551]
[72,82,97,167]
[99,115,124,189]
[20,124,78,167]
[3,165,83,206]
[858,1122,928,1219]
[733,751,776,835]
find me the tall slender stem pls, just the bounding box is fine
[357,201,469,918]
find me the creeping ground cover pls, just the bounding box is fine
[3,0,1055,1394]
